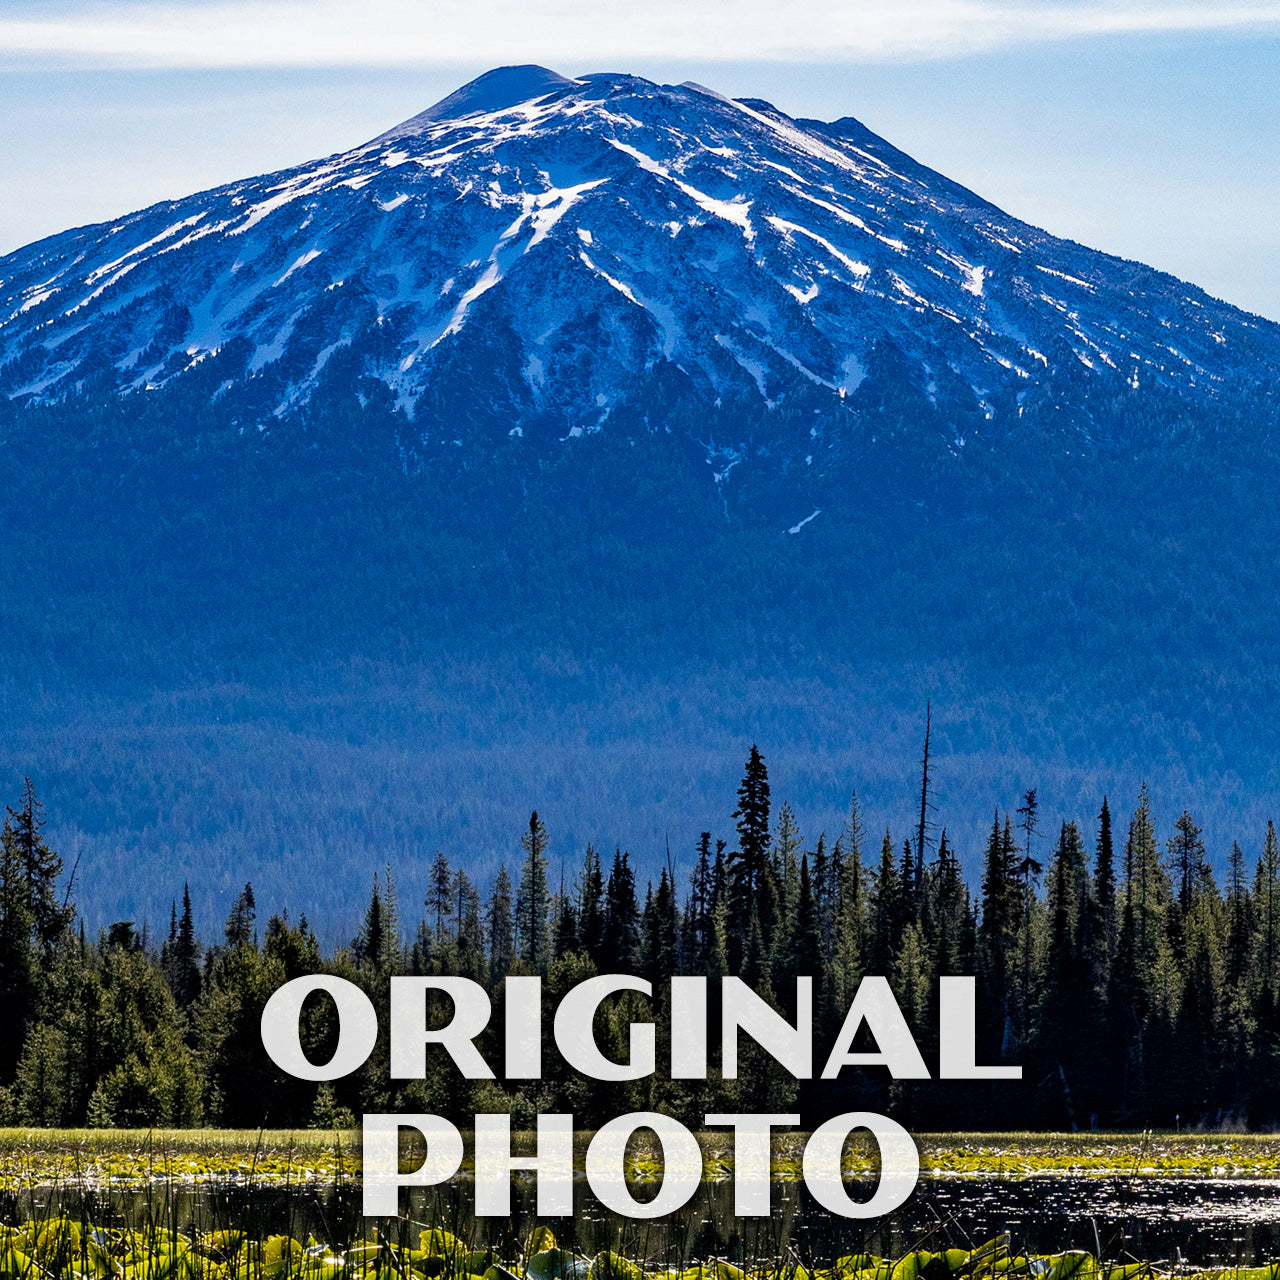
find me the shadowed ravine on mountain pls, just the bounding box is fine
[1,67,1278,934]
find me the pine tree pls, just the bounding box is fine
[1045,821,1085,966]
[453,870,484,979]
[487,866,515,978]
[891,922,930,1031]
[1257,820,1280,1002]
[826,795,867,1040]
[641,868,678,982]
[901,835,924,929]
[915,703,935,877]
[978,815,1015,959]
[603,849,640,971]
[515,811,551,972]
[7,779,73,957]
[353,874,387,973]
[772,802,802,966]
[1168,810,1209,914]
[1041,822,1086,1042]
[1175,885,1225,1118]
[263,910,321,978]
[1109,784,1172,1119]
[224,884,256,949]
[728,746,775,969]
[868,829,900,976]
[554,876,580,959]
[1093,796,1118,978]
[1014,789,1042,1038]
[739,905,772,996]
[705,843,730,986]
[169,884,201,1008]
[683,832,716,972]
[811,834,832,955]
[163,901,178,973]
[578,844,606,966]
[380,864,401,972]
[0,815,38,1077]
[1126,784,1169,990]
[928,830,966,975]
[428,851,452,946]
[978,813,1018,1056]
[1225,840,1255,989]
[785,853,823,982]
[1222,838,1257,1116]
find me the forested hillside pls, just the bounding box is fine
[5,393,1280,931]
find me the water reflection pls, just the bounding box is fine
[10,1177,1280,1271]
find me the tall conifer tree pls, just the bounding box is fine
[516,811,551,972]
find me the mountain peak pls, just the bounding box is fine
[393,65,582,133]
[3,64,1276,448]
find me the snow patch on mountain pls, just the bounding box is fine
[1,63,1277,450]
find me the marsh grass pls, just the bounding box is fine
[0,1133,1278,1280]
[4,1133,1279,1194]
[0,1132,355,1192]
[1,1191,1278,1280]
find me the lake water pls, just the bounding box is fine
[14,1176,1280,1271]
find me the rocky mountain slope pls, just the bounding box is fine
[4,64,1277,479]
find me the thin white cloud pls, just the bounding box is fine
[1,0,1279,67]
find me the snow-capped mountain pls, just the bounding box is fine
[3,64,1277,459]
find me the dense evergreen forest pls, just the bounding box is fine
[2,741,1278,1133]
[6,376,1280,932]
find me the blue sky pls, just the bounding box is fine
[2,1,1278,319]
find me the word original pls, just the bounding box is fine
[261,974,1020,1083]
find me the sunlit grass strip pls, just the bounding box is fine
[0,1130,355,1192]
[0,1130,353,1153]
[2,1131,1280,1191]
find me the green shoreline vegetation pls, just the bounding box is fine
[3,1131,1280,1191]
[0,1217,1277,1280]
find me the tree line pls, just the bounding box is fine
[2,739,1278,1131]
